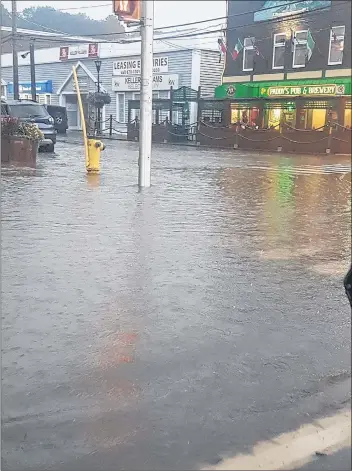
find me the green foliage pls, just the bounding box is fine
[1,117,43,141]
[1,5,125,38]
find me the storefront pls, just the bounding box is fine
[214,77,351,129]
[1,41,222,132]
[6,80,53,104]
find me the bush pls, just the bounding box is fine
[88,91,111,108]
[1,117,43,141]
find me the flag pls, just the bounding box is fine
[218,38,227,55]
[306,30,315,61]
[231,39,243,60]
[218,38,227,63]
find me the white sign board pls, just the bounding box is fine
[112,74,178,92]
[113,56,169,76]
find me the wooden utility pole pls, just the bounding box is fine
[12,0,19,100]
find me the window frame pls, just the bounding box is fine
[272,33,286,70]
[116,92,125,123]
[243,37,255,72]
[292,29,308,69]
[328,25,345,66]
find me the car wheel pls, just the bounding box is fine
[45,143,55,153]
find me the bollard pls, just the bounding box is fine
[87,139,105,173]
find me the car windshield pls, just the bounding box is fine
[8,104,48,119]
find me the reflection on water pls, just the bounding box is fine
[1,143,351,470]
[217,155,351,274]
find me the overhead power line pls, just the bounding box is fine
[10,0,315,40]
[7,2,347,49]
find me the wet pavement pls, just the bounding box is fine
[295,448,351,470]
[2,140,351,470]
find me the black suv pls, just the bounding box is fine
[1,100,57,152]
[45,105,68,134]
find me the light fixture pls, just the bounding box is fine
[21,51,30,59]
[94,59,102,73]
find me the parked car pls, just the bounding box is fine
[1,100,56,152]
[45,104,68,134]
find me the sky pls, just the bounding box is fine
[3,1,227,29]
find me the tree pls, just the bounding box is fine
[1,5,125,38]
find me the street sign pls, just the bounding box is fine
[113,0,141,22]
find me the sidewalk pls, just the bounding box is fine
[204,409,351,470]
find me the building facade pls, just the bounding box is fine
[1,40,223,131]
[215,0,351,130]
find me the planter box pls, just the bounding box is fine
[1,136,38,167]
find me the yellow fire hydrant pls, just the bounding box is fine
[87,139,105,173]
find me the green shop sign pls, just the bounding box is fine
[215,77,351,100]
[260,83,345,97]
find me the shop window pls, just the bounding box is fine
[282,106,296,127]
[243,37,256,72]
[292,30,308,68]
[1,84,6,99]
[267,108,281,128]
[272,33,286,70]
[298,109,327,130]
[328,26,345,66]
[117,93,125,123]
[231,106,260,126]
[202,109,223,124]
[133,92,159,121]
[38,94,51,105]
[344,106,351,129]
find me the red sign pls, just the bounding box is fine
[59,46,69,61]
[113,0,140,22]
[88,43,98,58]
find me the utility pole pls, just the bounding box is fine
[12,0,19,100]
[138,0,154,188]
[29,41,36,102]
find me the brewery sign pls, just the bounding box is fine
[113,56,169,76]
[112,74,179,91]
[260,83,345,97]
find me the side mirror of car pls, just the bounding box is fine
[344,265,352,308]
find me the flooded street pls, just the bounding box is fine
[2,140,351,470]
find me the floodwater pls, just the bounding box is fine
[2,140,351,470]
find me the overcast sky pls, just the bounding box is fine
[3,1,227,28]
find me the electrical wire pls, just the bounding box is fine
[8,0,318,40]
[6,2,347,48]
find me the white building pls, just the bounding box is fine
[1,31,223,131]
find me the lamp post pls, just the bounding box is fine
[94,59,102,134]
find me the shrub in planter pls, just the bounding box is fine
[1,116,44,141]
[88,91,111,109]
[1,116,19,136]
[18,122,44,141]
[1,117,43,165]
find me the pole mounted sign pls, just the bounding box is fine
[113,0,141,22]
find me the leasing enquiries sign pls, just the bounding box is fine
[112,74,178,92]
[261,84,345,97]
[113,57,169,76]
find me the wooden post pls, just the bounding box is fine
[337,96,347,126]
[169,86,173,124]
